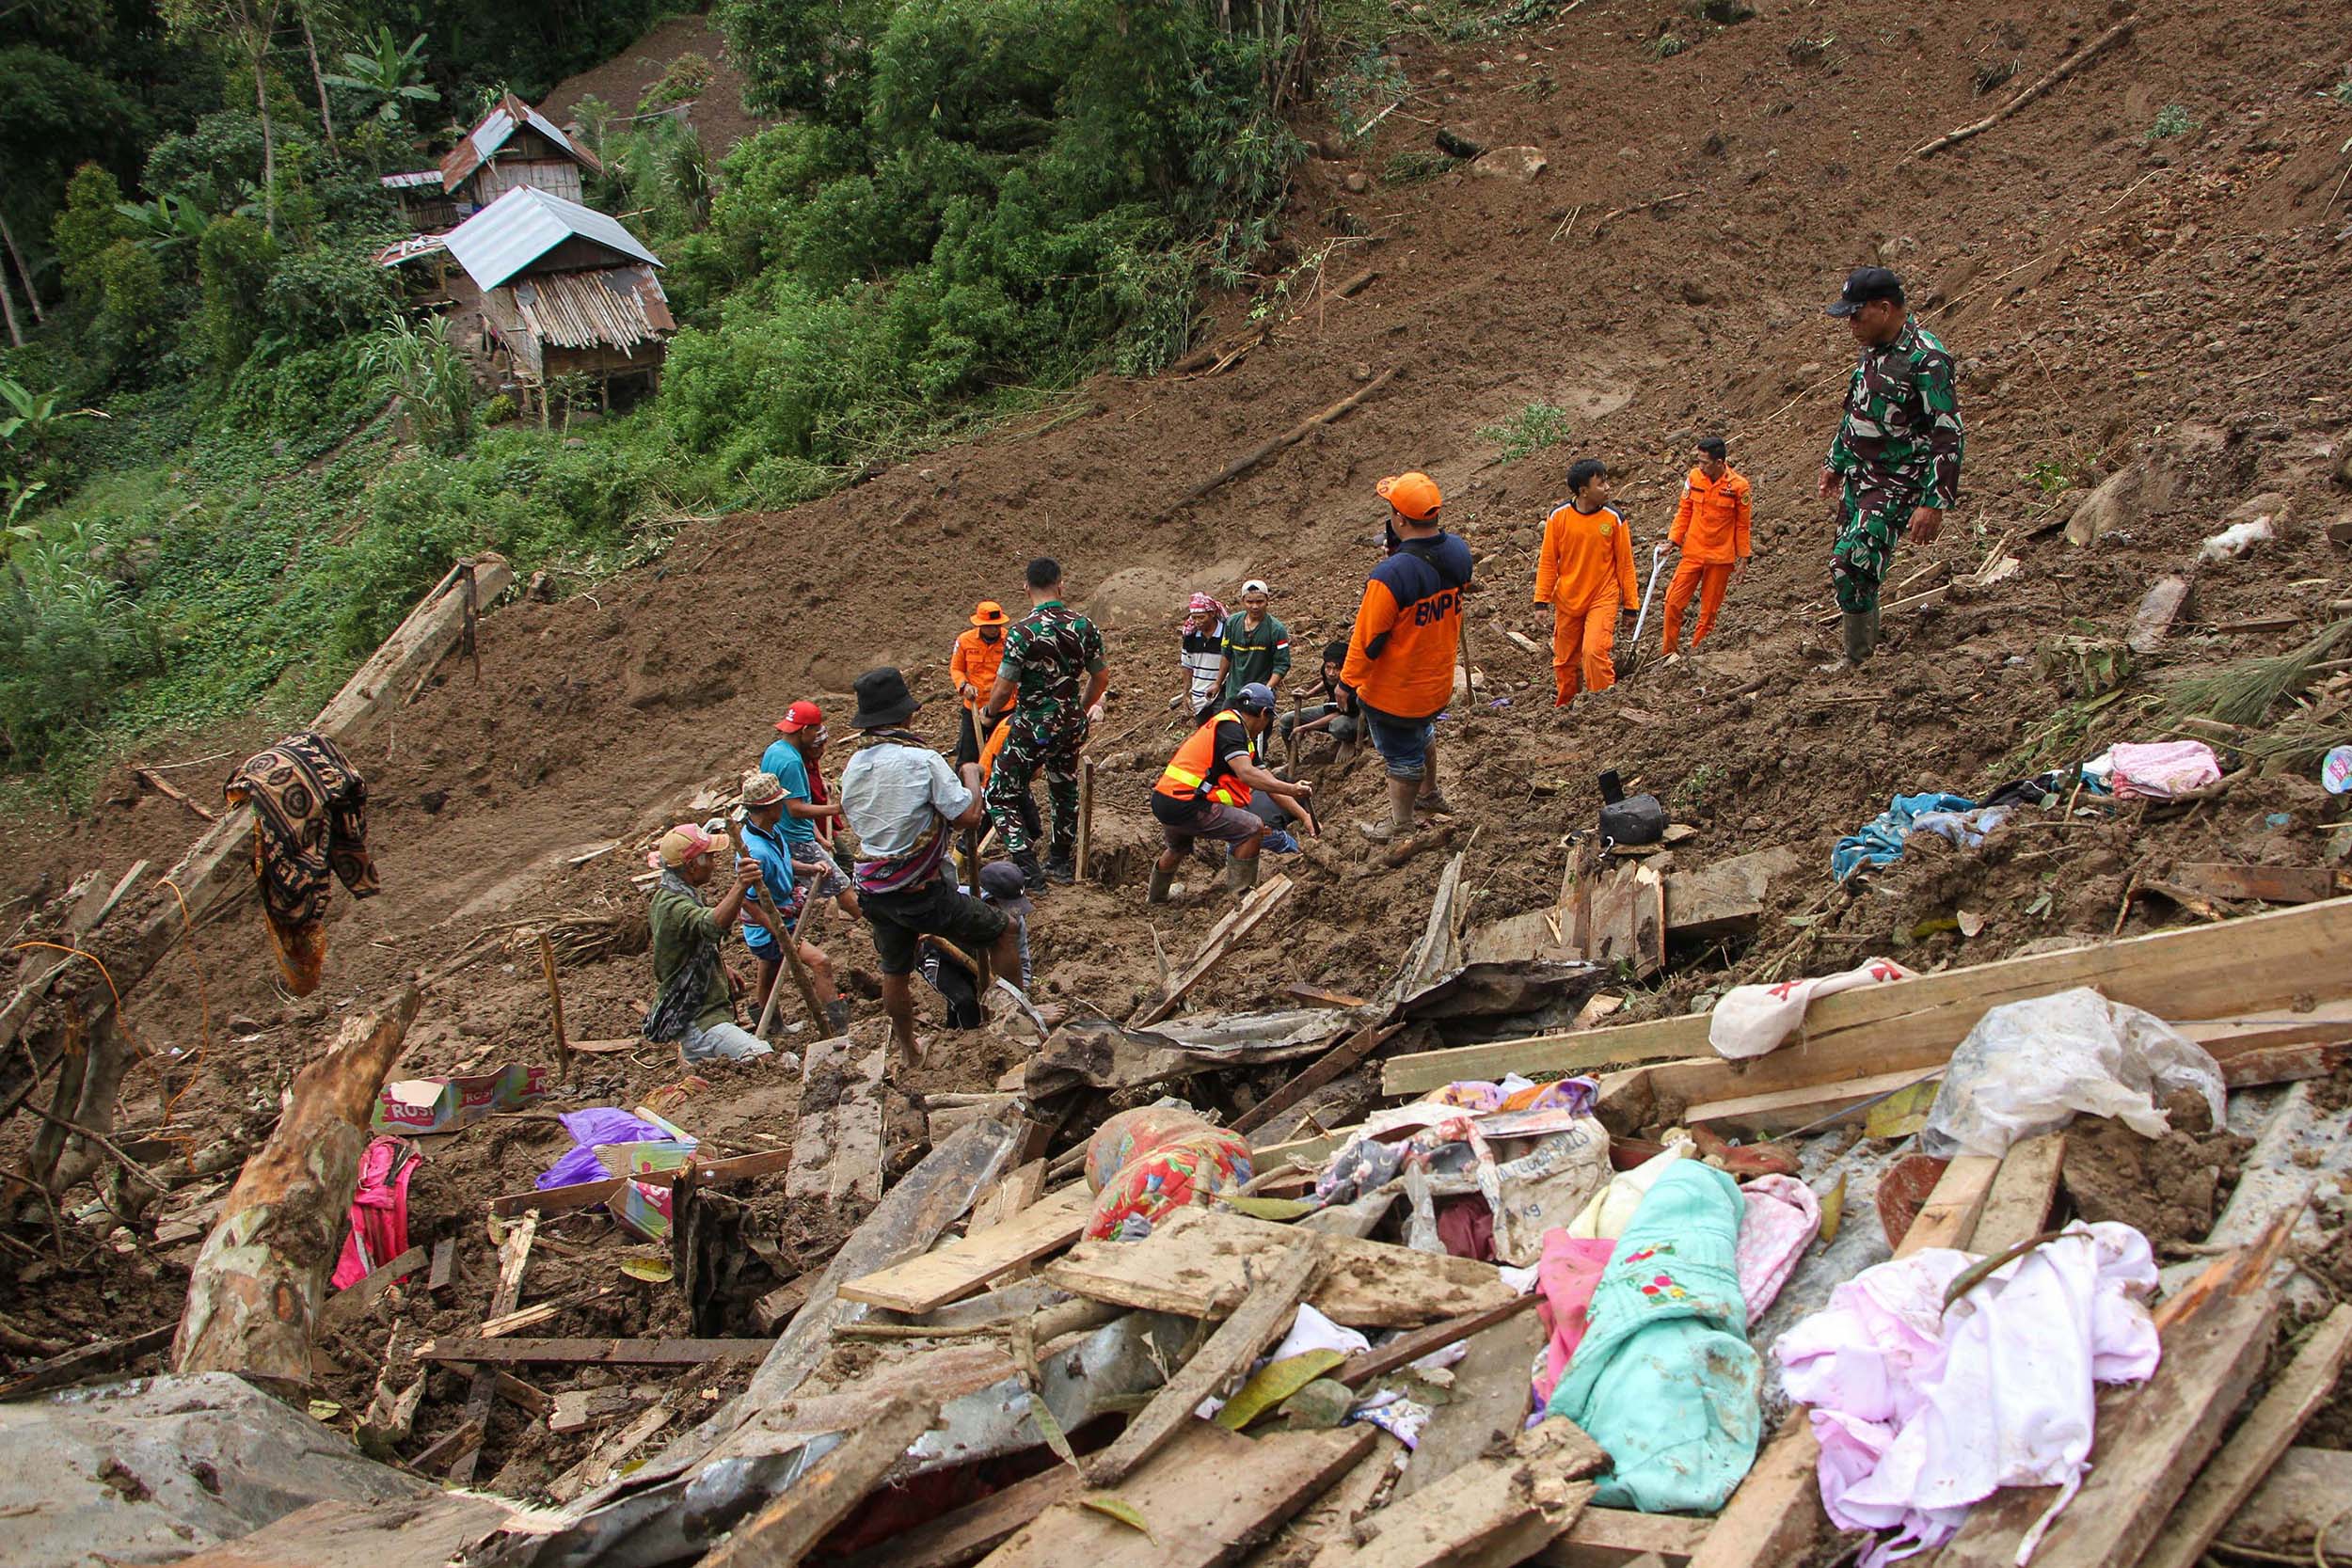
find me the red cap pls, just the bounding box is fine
[775,701,824,733]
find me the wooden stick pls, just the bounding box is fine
[1334,1290,1540,1387]
[1155,370,1399,520]
[1906,19,2137,160]
[536,931,571,1085]
[448,1208,536,1484]
[1073,757,1095,882]
[702,1397,939,1568]
[1588,190,1692,235]
[134,767,219,822]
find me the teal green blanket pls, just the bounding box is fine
[1542,1158,1760,1512]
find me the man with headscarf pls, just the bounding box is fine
[1179,592,1226,723]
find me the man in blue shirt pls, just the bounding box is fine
[736,770,849,1037]
[760,701,860,922]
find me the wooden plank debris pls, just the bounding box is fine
[418,1336,767,1366]
[983,1424,1375,1568]
[488,1146,798,1216]
[1534,1509,1708,1564]
[1397,1306,1550,1500]
[752,1277,811,1335]
[2128,574,2192,654]
[427,1238,456,1296]
[1324,1418,1605,1568]
[411,1418,484,1475]
[0,1323,176,1402]
[1683,1066,1939,1136]
[836,1465,1081,1568]
[1131,874,1295,1025]
[1935,1232,2283,1567]
[172,990,424,1398]
[1085,1234,1326,1486]
[702,1396,939,1568]
[549,1386,650,1434]
[1393,897,2352,1099]
[2137,1303,2352,1568]
[1232,1022,1407,1137]
[448,1207,535,1485]
[317,1245,427,1334]
[1661,847,1803,941]
[479,1281,623,1338]
[548,1405,673,1506]
[1334,1291,1541,1386]
[2172,862,2334,905]
[839,1183,1093,1314]
[789,1033,889,1205]
[971,1159,1047,1232]
[1895,1155,1998,1253]
[165,1495,513,1568]
[1042,1208,1516,1329]
[1970,1132,2068,1252]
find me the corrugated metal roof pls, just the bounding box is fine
[503,264,674,352]
[438,92,602,192]
[380,169,443,190]
[442,185,661,293]
[373,233,452,267]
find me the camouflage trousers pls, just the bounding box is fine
[1831,484,1914,614]
[986,714,1086,858]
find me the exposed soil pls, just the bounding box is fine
[543,11,769,157]
[2059,1104,2250,1253]
[4,0,2351,1496]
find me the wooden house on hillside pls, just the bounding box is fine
[443,184,672,413]
[442,92,602,214]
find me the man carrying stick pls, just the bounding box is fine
[735,770,849,1037]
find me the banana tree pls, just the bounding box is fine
[324,28,441,126]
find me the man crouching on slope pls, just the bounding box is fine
[839,666,1028,1068]
[1344,470,1472,864]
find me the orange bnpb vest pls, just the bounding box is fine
[1154,710,1253,808]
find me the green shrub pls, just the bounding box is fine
[482,393,518,426]
[2145,104,2199,141]
[52,165,132,318]
[1476,402,1573,462]
[639,53,716,113]
[262,246,396,347]
[0,546,162,765]
[95,239,168,367]
[195,214,278,379]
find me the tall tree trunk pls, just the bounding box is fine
[252,46,278,234]
[301,15,335,147]
[0,203,45,326]
[0,256,22,348]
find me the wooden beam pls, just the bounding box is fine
[1042,1207,1515,1329]
[1392,897,2352,1099]
[1970,1132,2068,1252]
[789,1035,888,1205]
[317,1245,427,1335]
[837,1183,1093,1315]
[970,1159,1047,1232]
[480,1282,622,1338]
[1683,1066,1937,1136]
[448,1207,535,1484]
[2172,862,2335,905]
[1131,875,1294,1026]
[1934,1243,2281,1566]
[419,1335,766,1366]
[1334,1291,1541,1386]
[2137,1304,2352,1568]
[1322,1419,1605,1568]
[0,1323,174,1402]
[1534,1508,1708,1563]
[983,1424,1375,1568]
[171,991,424,1398]
[1084,1235,1325,1486]
[703,1396,938,1568]
[1232,1022,1407,1136]
[835,1465,1080,1568]
[411,1418,484,1475]
[1897,1155,1998,1253]
[1397,1306,1550,1500]
[549,1386,644,1434]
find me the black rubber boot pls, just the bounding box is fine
[1013,849,1047,895]
[823,998,850,1036]
[1226,855,1262,893]
[1044,847,1075,884]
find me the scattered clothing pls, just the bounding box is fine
[1533,1231,1615,1407]
[1736,1174,1821,1323]
[1535,502,1639,702]
[1085,1126,1252,1240]
[1708,958,1916,1061]
[330,1135,416,1291]
[1545,1159,1761,1513]
[1776,1224,2160,1565]
[681,1018,775,1063]
[1349,1389,1433,1449]
[1568,1139,1690,1239]
[1830,791,2016,880]
[1272,1303,1371,1364]
[538,1109,686,1190]
[2107,739,2222,800]
[644,868,732,1043]
[224,731,379,997]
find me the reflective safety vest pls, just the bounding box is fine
[1154,709,1253,808]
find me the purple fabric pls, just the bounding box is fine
[538,1109,674,1190]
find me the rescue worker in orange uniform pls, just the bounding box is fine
[1659,436,1752,657]
[1343,471,1474,859]
[1534,458,1638,705]
[1148,683,1313,903]
[949,601,1010,710]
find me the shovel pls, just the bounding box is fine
[1615,543,1672,679]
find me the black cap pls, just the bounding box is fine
[977,859,1033,913]
[1825,266,1904,318]
[1695,436,1727,459]
[848,667,922,729]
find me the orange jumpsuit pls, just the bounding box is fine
[1534,502,1638,702]
[949,627,1007,709]
[1661,465,1753,655]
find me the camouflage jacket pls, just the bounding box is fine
[997,601,1107,726]
[1826,319,1965,509]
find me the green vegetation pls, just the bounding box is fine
[1649,33,1690,60]
[2145,103,2200,141]
[1477,402,1574,463]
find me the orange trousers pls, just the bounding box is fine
[1661,560,1734,655]
[1550,598,1619,704]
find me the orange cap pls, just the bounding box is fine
[971,600,1009,626]
[1376,471,1443,521]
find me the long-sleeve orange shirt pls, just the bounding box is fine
[1534,503,1638,612]
[948,628,1006,707]
[1669,467,1753,565]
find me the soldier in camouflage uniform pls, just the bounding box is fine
[1818,266,1965,669]
[980,556,1110,892]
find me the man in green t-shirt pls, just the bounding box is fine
[1216,578,1292,705]
[644,822,787,1065]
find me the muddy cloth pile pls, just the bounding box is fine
[223,731,378,996]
